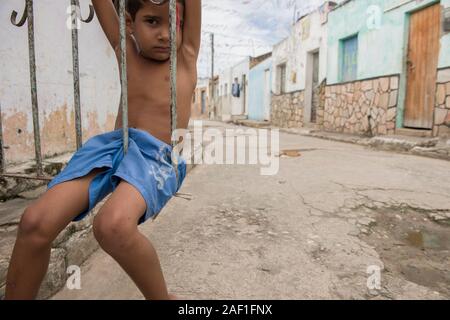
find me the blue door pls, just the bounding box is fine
[341,35,358,82]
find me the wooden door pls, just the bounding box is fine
[404,4,441,129]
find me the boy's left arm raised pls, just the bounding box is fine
[181,0,202,60]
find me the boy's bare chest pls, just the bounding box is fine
[126,58,194,107]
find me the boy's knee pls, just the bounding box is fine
[18,206,52,246]
[93,210,136,252]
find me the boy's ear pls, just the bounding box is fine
[125,12,134,34]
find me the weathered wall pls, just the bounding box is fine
[230,58,250,117]
[191,78,210,120]
[271,91,305,128]
[217,68,232,122]
[0,0,120,165]
[434,68,450,137]
[324,76,399,136]
[438,0,450,68]
[327,0,450,84]
[272,7,329,94]
[248,57,272,121]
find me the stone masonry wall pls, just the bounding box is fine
[316,81,326,127]
[324,76,399,136]
[271,91,305,128]
[434,68,450,138]
[0,203,98,300]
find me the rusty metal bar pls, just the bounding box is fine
[25,0,44,177]
[4,0,44,179]
[0,102,5,174]
[169,0,177,145]
[0,173,53,181]
[0,1,100,183]
[10,3,28,27]
[118,0,129,154]
[169,0,179,182]
[70,0,95,150]
[71,0,83,150]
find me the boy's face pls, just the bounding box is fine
[128,2,184,61]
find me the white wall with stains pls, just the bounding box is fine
[0,0,120,164]
[272,5,330,94]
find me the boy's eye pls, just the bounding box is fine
[146,19,158,25]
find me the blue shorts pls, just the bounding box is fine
[47,128,187,225]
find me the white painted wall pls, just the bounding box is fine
[0,0,120,163]
[197,77,210,88]
[272,8,329,94]
[217,67,232,121]
[230,57,250,116]
[216,57,250,121]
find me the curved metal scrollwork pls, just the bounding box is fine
[79,3,95,23]
[72,0,95,24]
[10,1,28,27]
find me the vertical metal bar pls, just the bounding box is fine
[210,33,214,119]
[119,0,129,154]
[71,0,83,150]
[169,0,178,181]
[0,102,5,174]
[169,0,177,142]
[26,0,44,177]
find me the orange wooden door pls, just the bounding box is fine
[404,4,441,129]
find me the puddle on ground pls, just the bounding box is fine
[359,207,450,297]
[406,230,449,251]
[278,149,302,157]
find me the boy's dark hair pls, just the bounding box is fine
[114,0,185,20]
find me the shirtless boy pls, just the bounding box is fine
[5,0,201,300]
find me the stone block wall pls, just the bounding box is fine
[316,81,327,127]
[434,68,450,138]
[271,91,305,128]
[0,208,98,300]
[323,76,399,136]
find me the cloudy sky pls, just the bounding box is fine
[198,0,326,78]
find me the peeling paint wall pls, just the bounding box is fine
[248,57,272,121]
[272,7,329,94]
[217,57,250,121]
[327,0,450,84]
[230,58,250,117]
[191,78,210,119]
[326,0,450,136]
[0,0,121,165]
[217,68,233,122]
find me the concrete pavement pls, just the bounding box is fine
[52,121,450,300]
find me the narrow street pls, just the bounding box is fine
[53,121,450,300]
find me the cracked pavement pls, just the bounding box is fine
[53,121,450,300]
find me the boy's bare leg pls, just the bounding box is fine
[4,168,107,300]
[93,180,171,300]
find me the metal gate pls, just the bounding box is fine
[1,0,179,182]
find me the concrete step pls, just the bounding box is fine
[231,115,248,121]
[233,119,271,128]
[396,128,433,138]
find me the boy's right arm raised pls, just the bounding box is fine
[91,0,120,49]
